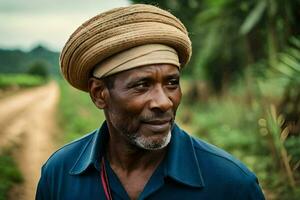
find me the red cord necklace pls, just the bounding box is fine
[101,157,113,200]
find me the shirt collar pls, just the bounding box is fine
[69,122,109,175]
[69,122,205,188]
[165,124,204,188]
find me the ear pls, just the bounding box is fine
[88,77,109,109]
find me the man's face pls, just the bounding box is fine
[104,64,182,150]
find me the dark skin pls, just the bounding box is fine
[88,64,182,200]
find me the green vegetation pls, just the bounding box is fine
[0,149,23,200]
[27,61,50,79]
[58,81,105,143]
[178,77,300,199]
[131,0,300,92]
[0,74,47,89]
[0,45,60,76]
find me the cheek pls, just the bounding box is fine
[170,89,182,110]
[120,94,149,114]
[108,100,144,131]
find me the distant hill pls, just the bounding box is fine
[0,45,61,76]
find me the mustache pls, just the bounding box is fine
[140,110,175,122]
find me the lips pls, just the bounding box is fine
[142,119,171,132]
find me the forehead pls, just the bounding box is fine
[113,64,180,81]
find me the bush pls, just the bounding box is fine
[26,61,49,79]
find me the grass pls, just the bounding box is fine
[0,149,23,200]
[0,73,47,89]
[58,80,105,143]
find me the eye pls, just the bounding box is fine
[133,81,150,89]
[166,78,179,88]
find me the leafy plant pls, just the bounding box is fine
[0,149,23,200]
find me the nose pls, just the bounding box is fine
[149,85,173,112]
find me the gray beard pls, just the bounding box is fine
[126,131,172,150]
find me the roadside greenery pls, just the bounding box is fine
[0,72,48,198]
[0,149,23,200]
[58,81,105,143]
[0,74,46,89]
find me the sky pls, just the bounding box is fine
[0,0,130,51]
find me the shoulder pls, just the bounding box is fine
[41,130,96,173]
[192,135,256,179]
[170,126,265,199]
[178,128,258,184]
[181,130,264,199]
[36,130,100,199]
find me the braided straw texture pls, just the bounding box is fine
[60,4,192,91]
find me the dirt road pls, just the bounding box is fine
[0,81,60,200]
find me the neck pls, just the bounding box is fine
[106,133,167,174]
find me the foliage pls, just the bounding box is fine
[58,80,105,143]
[27,61,50,79]
[130,0,300,93]
[176,77,300,199]
[271,37,300,82]
[0,74,46,89]
[0,149,23,200]
[0,45,60,76]
[272,37,300,137]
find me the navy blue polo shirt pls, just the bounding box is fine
[36,122,265,200]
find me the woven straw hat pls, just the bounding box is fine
[60,4,192,92]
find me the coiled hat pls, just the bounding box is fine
[60,4,192,91]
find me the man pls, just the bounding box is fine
[36,4,265,200]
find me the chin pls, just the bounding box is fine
[132,130,172,150]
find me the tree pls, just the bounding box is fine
[27,61,49,79]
